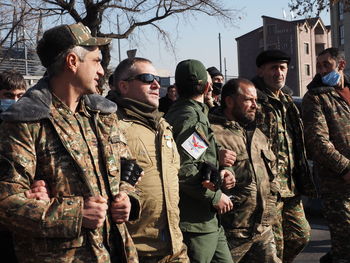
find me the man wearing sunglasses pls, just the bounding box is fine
[107,57,189,263]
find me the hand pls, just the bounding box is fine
[219,149,236,167]
[213,193,233,214]
[110,192,131,224]
[221,170,236,190]
[82,196,108,229]
[343,170,350,184]
[25,180,50,201]
[202,180,216,191]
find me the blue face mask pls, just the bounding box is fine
[0,99,16,112]
[322,70,341,87]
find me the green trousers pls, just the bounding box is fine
[182,226,233,263]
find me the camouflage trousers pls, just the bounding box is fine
[138,244,189,263]
[272,195,311,263]
[322,193,350,263]
[226,225,281,263]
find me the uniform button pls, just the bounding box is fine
[67,200,74,205]
[99,243,104,248]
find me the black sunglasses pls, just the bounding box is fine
[124,73,160,84]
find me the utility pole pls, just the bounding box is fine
[219,33,222,72]
[117,15,121,62]
[224,57,227,81]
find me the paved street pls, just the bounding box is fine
[295,200,331,263]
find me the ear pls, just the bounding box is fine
[118,80,129,96]
[225,95,234,109]
[338,59,346,71]
[66,52,79,73]
[257,66,264,77]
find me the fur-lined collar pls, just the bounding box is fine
[1,77,118,122]
[306,73,350,95]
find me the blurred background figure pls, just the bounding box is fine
[207,66,224,107]
[0,70,27,115]
[159,84,177,114]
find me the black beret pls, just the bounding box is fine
[207,66,223,78]
[256,49,291,67]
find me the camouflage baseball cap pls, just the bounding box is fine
[37,22,112,68]
[175,59,208,88]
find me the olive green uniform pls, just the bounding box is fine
[165,99,233,263]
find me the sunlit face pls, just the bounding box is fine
[75,47,104,94]
[258,62,288,93]
[316,53,338,77]
[120,62,160,107]
[0,88,25,101]
[204,73,213,102]
[228,83,257,124]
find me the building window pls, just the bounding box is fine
[305,64,311,76]
[267,25,276,35]
[304,43,310,55]
[339,1,344,20]
[339,25,344,45]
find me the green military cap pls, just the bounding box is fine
[37,22,112,68]
[175,59,208,88]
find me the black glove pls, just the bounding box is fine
[120,158,143,186]
[200,162,222,190]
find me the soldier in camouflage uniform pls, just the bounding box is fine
[210,78,281,263]
[107,57,189,263]
[252,50,313,263]
[0,23,140,263]
[302,47,350,263]
[165,59,235,263]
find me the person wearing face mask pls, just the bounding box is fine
[302,47,350,263]
[0,70,27,120]
[207,67,224,110]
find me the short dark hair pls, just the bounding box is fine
[167,84,176,92]
[113,57,152,92]
[0,70,27,91]
[221,78,254,109]
[318,47,345,63]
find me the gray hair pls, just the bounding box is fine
[46,46,95,77]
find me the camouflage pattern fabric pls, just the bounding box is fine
[138,244,189,263]
[252,76,313,262]
[209,110,280,262]
[0,79,139,263]
[272,196,310,263]
[322,194,350,263]
[226,226,281,263]
[302,73,350,263]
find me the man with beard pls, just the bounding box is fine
[252,50,314,263]
[210,78,281,263]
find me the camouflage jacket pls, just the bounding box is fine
[210,111,278,239]
[252,77,315,197]
[302,73,350,195]
[0,78,140,263]
[106,94,186,259]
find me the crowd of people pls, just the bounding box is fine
[0,22,349,263]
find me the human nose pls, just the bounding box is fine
[97,63,104,77]
[151,79,160,89]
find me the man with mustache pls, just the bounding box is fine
[210,78,281,263]
[252,50,314,263]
